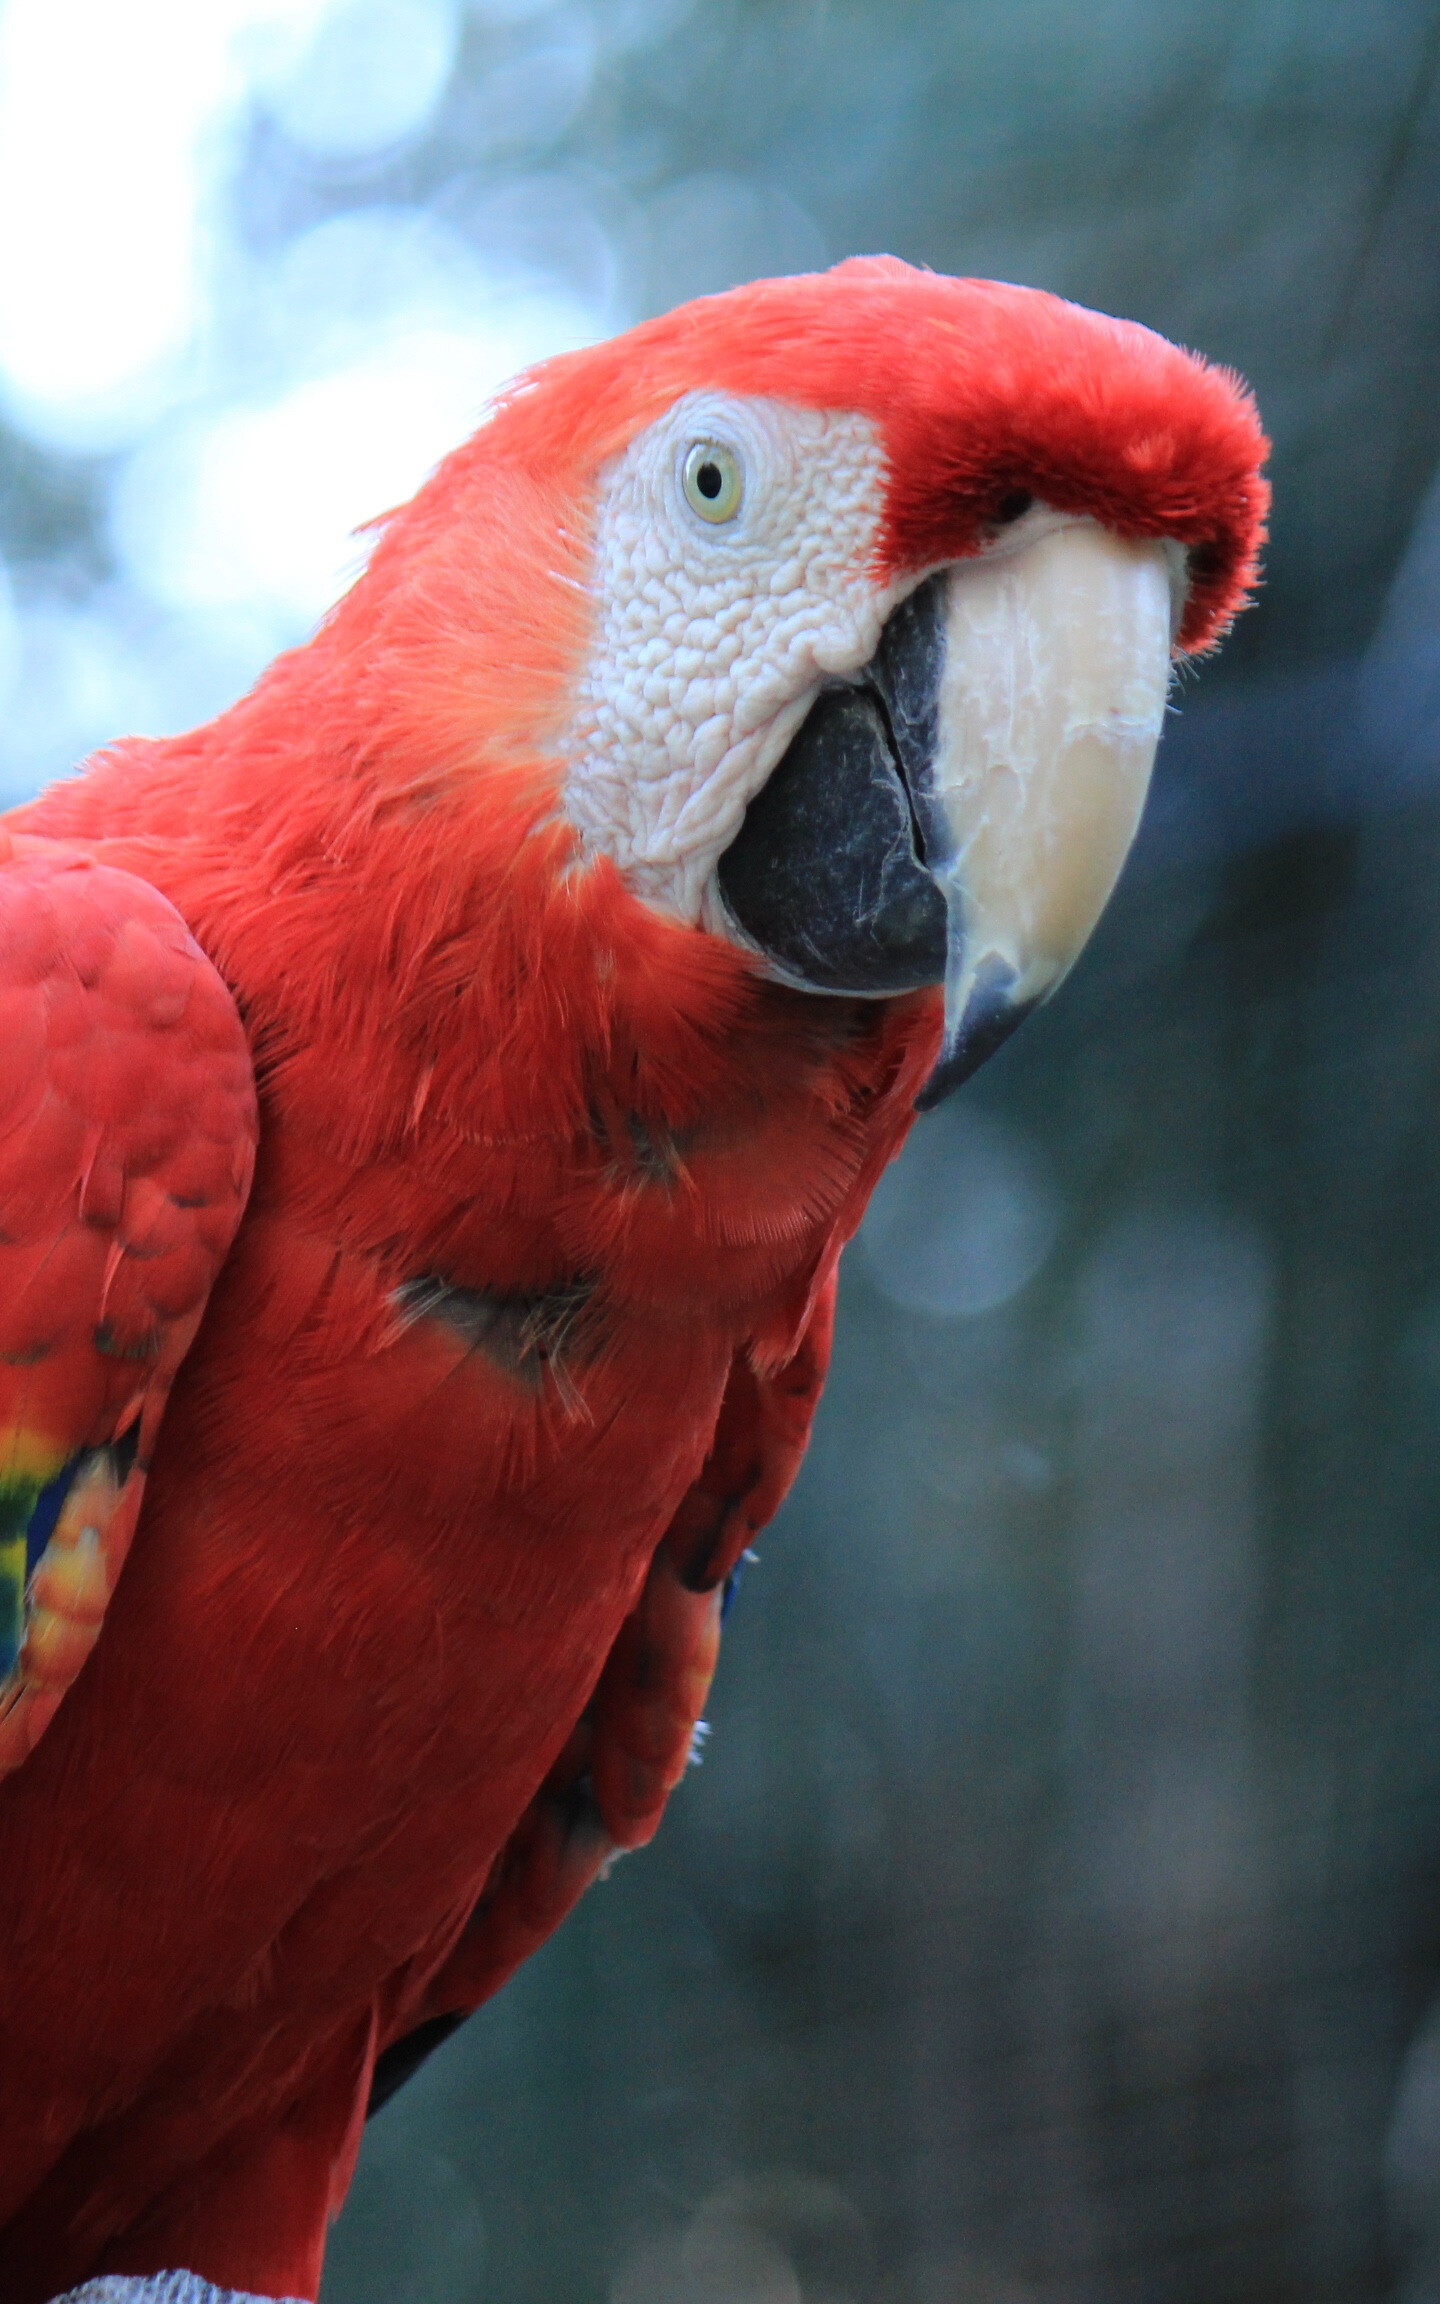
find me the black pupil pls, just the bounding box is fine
[995,487,1034,524]
[696,460,723,499]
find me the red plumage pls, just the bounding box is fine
[0,261,1266,2302]
[0,835,256,1775]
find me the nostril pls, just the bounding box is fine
[993,487,1035,525]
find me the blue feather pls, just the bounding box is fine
[25,1453,85,1579]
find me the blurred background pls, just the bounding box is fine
[5,0,1440,2297]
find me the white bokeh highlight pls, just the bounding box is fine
[0,0,819,805]
[111,209,597,634]
[0,0,249,453]
[259,0,461,159]
[861,1107,1061,1320]
[0,0,610,796]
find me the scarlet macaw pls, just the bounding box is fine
[0,260,1266,2303]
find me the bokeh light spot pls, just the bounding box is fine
[263,0,461,159]
[861,1107,1061,1319]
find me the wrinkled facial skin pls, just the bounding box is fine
[562,390,908,926]
[561,385,1186,1106]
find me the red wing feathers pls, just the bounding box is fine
[371,1274,838,2071]
[0,831,257,1776]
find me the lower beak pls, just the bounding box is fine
[715,520,1176,1107]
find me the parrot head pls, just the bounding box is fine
[340,257,1268,1105]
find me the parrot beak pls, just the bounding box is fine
[715,519,1178,1108]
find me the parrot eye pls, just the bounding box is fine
[682,439,743,524]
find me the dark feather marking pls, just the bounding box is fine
[625,1115,691,1186]
[626,1119,677,1188]
[393,1274,596,1389]
[110,1422,140,1486]
[94,1321,162,1362]
[588,1100,697,1188]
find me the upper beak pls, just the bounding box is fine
[714,519,1177,1107]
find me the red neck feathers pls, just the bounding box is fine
[12,488,936,1352]
[9,260,1265,1317]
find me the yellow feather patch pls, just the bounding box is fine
[0,1531,27,1678]
[0,1429,70,1488]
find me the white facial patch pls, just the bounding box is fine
[561,391,897,925]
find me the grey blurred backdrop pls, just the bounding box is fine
[6,2,1440,2299]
